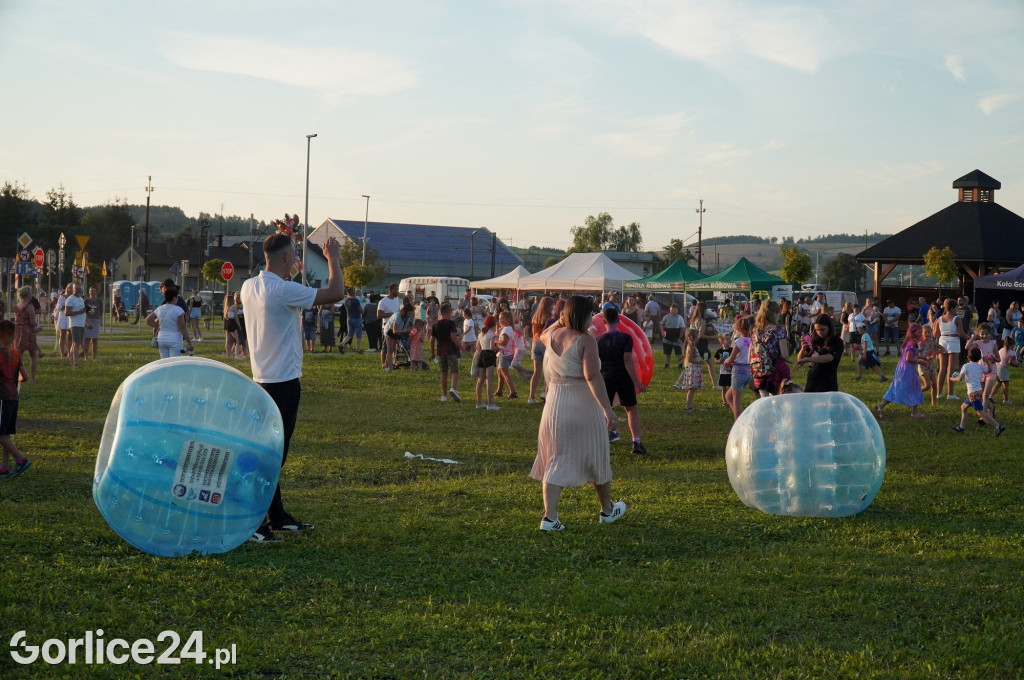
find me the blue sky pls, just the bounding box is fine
[2,0,1022,251]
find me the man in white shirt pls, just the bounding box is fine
[881,300,901,356]
[63,283,87,367]
[241,234,344,542]
[376,283,402,370]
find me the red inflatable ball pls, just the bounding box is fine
[590,314,654,393]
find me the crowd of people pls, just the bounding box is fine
[4,270,1022,530]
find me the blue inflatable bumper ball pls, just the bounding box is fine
[94,357,284,556]
[725,392,885,518]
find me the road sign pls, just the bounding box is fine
[221,262,234,281]
[18,233,32,249]
[73,265,85,280]
[76,235,90,250]
[33,248,44,267]
[17,248,31,263]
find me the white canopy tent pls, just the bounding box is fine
[517,252,642,291]
[469,265,533,290]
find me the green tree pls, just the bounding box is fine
[202,258,227,285]
[660,238,696,266]
[337,237,384,286]
[607,221,643,252]
[0,181,38,245]
[923,246,958,286]
[778,246,813,285]
[569,212,615,252]
[568,213,644,253]
[822,252,860,290]
[80,199,134,264]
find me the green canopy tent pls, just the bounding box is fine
[622,259,707,292]
[685,257,785,296]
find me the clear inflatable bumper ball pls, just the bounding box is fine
[725,392,885,517]
[94,357,284,556]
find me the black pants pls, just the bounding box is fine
[259,378,301,524]
[365,320,383,351]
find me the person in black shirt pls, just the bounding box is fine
[597,307,647,454]
[430,302,462,403]
[794,313,844,392]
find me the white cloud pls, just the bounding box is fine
[944,54,965,82]
[552,0,843,73]
[160,33,416,104]
[592,112,691,157]
[979,93,1021,115]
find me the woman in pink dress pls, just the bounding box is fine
[13,286,40,382]
[531,295,626,532]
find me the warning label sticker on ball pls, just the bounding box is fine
[171,440,233,505]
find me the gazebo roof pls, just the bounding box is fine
[952,169,1001,190]
[857,201,1024,266]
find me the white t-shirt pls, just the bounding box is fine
[962,361,985,394]
[65,294,86,328]
[55,294,69,330]
[377,295,401,319]
[883,305,901,327]
[498,326,516,357]
[240,271,317,383]
[155,304,185,343]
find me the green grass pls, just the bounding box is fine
[1,329,1023,679]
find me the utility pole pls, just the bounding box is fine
[696,199,706,272]
[361,195,371,265]
[143,176,154,281]
[490,231,497,278]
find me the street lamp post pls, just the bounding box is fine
[469,230,479,279]
[302,133,318,285]
[129,225,135,283]
[361,194,371,265]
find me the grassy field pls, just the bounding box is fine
[1,326,1023,679]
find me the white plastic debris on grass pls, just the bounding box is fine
[404,452,462,465]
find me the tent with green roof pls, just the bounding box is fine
[685,257,784,293]
[623,259,707,292]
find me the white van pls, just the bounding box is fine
[398,277,470,304]
[818,290,857,312]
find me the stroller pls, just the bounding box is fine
[112,299,129,323]
[394,337,413,369]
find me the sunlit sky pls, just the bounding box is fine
[2,0,1023,251]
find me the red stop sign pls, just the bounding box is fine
[34,248,44,267]
[221,262,234,281]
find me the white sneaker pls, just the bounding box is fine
[476,403,487,409]
[600,501,627,524]
[440,396,449,402]
[487,404,501,411]
[539,517,565,531]
[527,398,540,404]
[449,388,461,403]
[947,394,959,400]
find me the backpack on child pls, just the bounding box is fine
[749,329,776,379]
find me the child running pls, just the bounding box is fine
[875,323,929,419]
[951,347,1005,436]
[672,327,705,411]
[0,320,31,480]
[854,322,887,382]
[430,302,462,403]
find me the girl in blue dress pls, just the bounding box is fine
[875,323,930,419]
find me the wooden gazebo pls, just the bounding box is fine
[857,170,1024,298]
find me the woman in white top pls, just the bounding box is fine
[932,298,968,400]
[146,288,192,359]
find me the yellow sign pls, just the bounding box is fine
[75,252,84,266]
[18,232,32,248]
[76,235,90,250]
[102,261,108,276]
